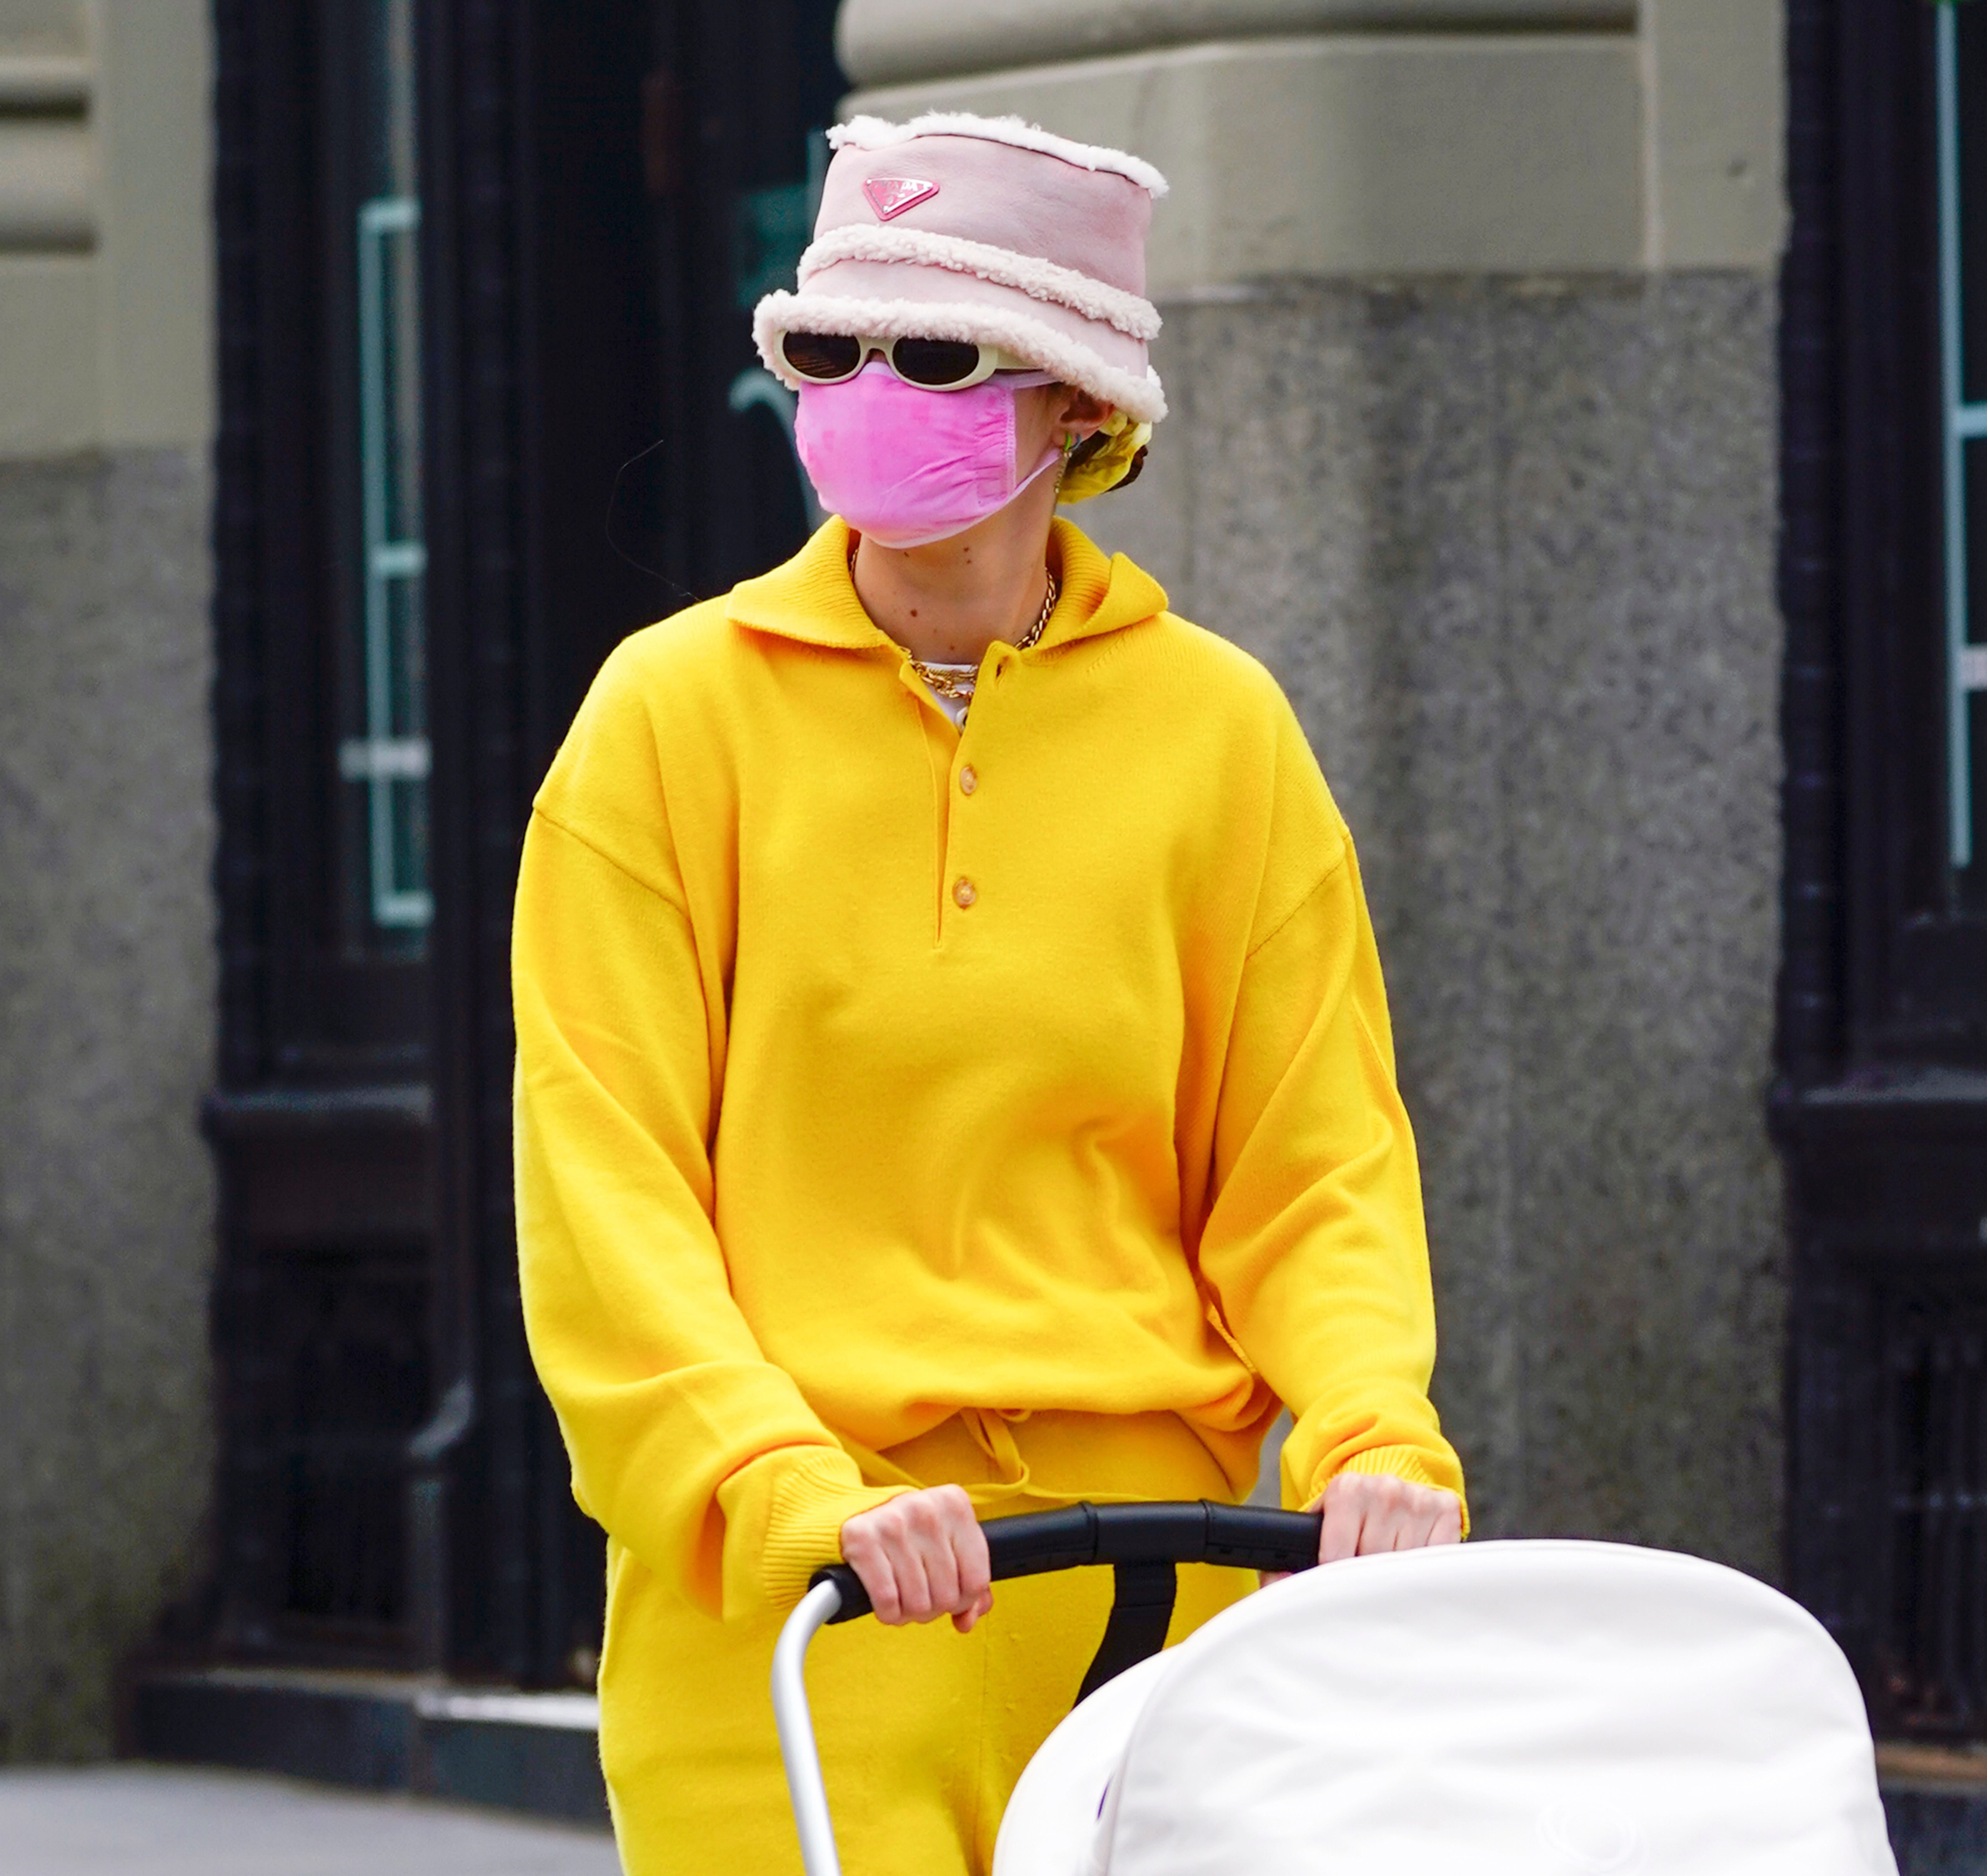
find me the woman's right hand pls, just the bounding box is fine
[839,1484,993,1633]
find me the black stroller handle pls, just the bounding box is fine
[810,1500,1322,1705]
[774,1502,1324,1876]
[812,1500,1322,1623]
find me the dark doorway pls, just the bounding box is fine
[206,0,841,1687]
[1777,0,1987,1740]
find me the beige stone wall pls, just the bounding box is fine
[0,0,213,454]
[836,0,1790,1571]
[840,0,1641,87]
[0,0,215,1759]
[1096,280,1784,1567]
[840,0,1784,277]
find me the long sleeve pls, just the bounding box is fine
[514,703,903,1621]
[1195,713,1467,1524]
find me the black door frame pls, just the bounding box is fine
[207,0,839,1685]
[1777,0,1987,1738]
[208,0,664,1684]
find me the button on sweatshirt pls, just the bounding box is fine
[513,517,1465,1621]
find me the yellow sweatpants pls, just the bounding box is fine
[597,1411,1260,1876]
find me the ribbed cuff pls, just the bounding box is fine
[1310,1445,1470,1539]
[760,1449,910,1608]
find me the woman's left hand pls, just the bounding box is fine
[1317,1471,1462,1561]
[1261,1471,1463,1588]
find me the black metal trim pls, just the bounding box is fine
[211,0,289,1096]
[418,0,663,1684]
[1775,0,1846,1089]
[1777,0,1987,1738]
[204,1085,434,1138]
[1777,0,1987,1089]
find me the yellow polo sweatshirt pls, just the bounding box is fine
[514,517,1464,1632]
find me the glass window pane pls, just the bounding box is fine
[1958,3,1987,406]
[336,0,430,944]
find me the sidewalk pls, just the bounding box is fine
[0,1765,622,1875]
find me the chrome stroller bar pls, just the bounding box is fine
[771,1500,1323,1876]
[773,1576,852,1876]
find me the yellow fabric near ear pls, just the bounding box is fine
[1058,408,1152,502]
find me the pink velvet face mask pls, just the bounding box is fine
[795,360,1062,550]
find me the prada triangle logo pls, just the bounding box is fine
[862,176,939,221]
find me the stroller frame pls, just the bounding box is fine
[772,1500,1325,1876]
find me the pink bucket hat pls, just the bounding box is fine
[752,112,1169,426]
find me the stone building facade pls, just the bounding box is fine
[0,1,217,1757]
[0,0,1813,1760]
[840,0,1789,1570]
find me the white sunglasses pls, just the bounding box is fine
[777,329,1042,391]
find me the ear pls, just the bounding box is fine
[1055,388,1115,439]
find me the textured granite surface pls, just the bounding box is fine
[0,450,217,1757]
[1092,274,1784,1574]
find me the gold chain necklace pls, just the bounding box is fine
[850,548,1058,704]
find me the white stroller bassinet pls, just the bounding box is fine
[774,1505,1898,1876]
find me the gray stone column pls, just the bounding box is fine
[0,1,217,1758]
[840,0,1789,1573]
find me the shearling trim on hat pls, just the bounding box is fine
[828,113,1169,200]
[798,225,1162,342]
[754,288,1167,424]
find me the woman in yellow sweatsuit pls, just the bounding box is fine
[514,112,1464,1876]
